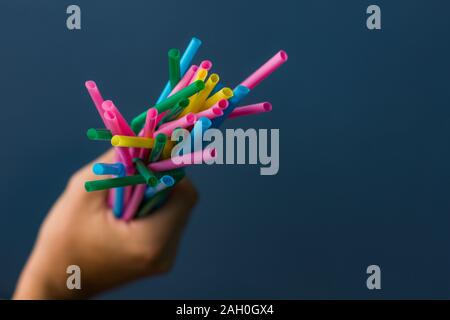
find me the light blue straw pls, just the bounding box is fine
[92,162,125,218]
[144,175,175,199]
[211,85,250,128]
[156,37,202,103]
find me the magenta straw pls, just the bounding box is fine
[148,148,216,171]
[228,102,272,119]
[85,80,107,124]
[154,113,197,137]
[240,50,288,89]
[195,106,223,120]
[216,99,229,110]
[168,65,199,97]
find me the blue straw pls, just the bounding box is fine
[212,85,250,128]
[145,175,175,199]
[93,163,125,176]
[92,162,125,218]
[156,37,202,103]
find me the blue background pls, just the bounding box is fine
[0,0,449,299]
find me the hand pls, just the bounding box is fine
[13,149,198,299]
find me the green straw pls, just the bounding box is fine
[160,98,190,124]
[131,80,205,133]
[85,175,146,192]
[168,48,181,89]
[134,159,158,187]
[149,133,167,162]
[86,128,112,141]
[136,189,171,219]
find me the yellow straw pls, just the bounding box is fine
[180,73,220,117]
[111,135,155,149]
[203,87,234,110]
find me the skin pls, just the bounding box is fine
[13,149,198,299]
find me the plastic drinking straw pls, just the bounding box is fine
[92,163,126,218]
[132,80,205,133]
[168,65,198,96]
[85,175,146,192]
[185,117,212,159]
[134,159,158,187]
[216,98,229,110]
[85,81,107,124]
[156,37,202,104]
[195,105,223,120]
[103,111,133,168]
[122,184,147,221]
[212,85,251,128]
[136,189,171,219]
[148,148,216,171]
[161,127,184,159]
[101,100,135,137]
[210,82,224,97]
[168,48,181,89]
[144,175,175,199]
[139,108,158,160]
[111,136,155,149]
[190,68,208,84]
[240,50,288,90]
[154,113,197,137]
[181,73,220,117]
[93,163,125,176]
[149,133,167,162]
[159,98,190,124]
[228,102,272,119]
[203,87,234,109]
[188,60,212,84]
[199,60,213,71]
[86,128,112,141]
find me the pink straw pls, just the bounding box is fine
[196,106,223,120]
[216,99,229,110]
[139,108,158,160]
[154,113,197,137]
[102,100,135,137]
[85,80,107,124]
[168,65,199,97]
[122,184,146,221]
[228,102,272,119]
[148,148,216,171]
[240,50,288,90]
[188,60,213,85]
[103,111,133,169]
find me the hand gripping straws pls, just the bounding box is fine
[84,37,288,221]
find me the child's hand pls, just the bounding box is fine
[13,149,198,299]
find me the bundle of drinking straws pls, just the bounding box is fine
[84,37,287,221]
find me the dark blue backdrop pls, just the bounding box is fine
[0,0,449,299]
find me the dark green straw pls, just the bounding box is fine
[131,80,205,133]
[160,98,190,124]
[168,48,181,89]
[149,133,167,162]
[136,189,171,218]
[134,159,158,187]
[86,128,112,141]
[85,175,146,192]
